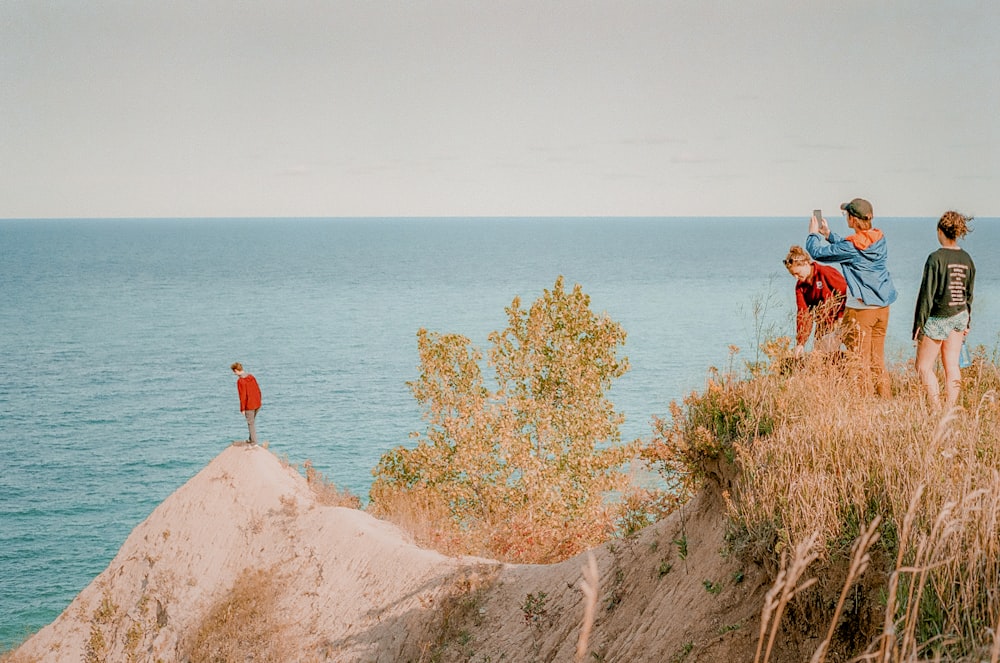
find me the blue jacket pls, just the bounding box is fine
[805,229,897,307]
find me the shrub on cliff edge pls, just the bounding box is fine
[369,276,656,563]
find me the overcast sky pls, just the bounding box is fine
[2,1,998,219]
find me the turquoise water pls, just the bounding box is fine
[1,216,997,648]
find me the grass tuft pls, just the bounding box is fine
[302,460,362,508]
[179,566,293,663]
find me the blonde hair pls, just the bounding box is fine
[784,245,811,266]
[938,210,972,240]
[230,362,243,372]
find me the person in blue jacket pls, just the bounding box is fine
[806,198,898,397]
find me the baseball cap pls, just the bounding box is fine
[840,198,873,220]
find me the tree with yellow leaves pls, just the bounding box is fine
[370,276,642,563]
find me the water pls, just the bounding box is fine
[1,216,997,648]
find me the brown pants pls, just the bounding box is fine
[842,307,891,398]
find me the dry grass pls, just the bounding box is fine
[179,566,294,663]
[302,460,362,508]
[367,485,468,555]
[412,565,499,663]
[370,480,621,563]
[671,340,1000,659]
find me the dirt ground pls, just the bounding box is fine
[7,446,872,663]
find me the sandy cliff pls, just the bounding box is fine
[10,445,778,663]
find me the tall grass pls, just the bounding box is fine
[667,341,1000,658]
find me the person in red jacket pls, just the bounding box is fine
[231,362,262,445]
[784,245,848,358]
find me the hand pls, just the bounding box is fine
[819,217,830,238]
[808,215,819,235]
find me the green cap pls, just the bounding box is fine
[840,198,873,221]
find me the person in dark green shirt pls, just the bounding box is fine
[913,211,975,409]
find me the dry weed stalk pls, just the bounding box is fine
[810,517,881,663]
[898,501,961,656]
[990,606,1000,663]
[575,552,599,663]
[754,531,820,663]
[875,486,924,660]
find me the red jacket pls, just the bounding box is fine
[795,262,847,345]
[237,374,262,411]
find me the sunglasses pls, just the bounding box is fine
[843,207,870,221]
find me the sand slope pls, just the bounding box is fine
[10,445,779,662]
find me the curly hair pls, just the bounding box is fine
[937,210,972,240]
[783,245,811,266]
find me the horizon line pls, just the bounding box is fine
[3,214,984,222]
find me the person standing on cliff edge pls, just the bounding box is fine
[231,362,262,446]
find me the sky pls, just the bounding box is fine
[2,1,998,219]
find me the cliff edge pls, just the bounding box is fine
[9,445,778,662]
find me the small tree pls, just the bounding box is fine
[370,276,641,563]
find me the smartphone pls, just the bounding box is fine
[813,209,822,222]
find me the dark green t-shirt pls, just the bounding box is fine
[912,247,975,337]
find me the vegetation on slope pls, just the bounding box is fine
[369,276,675,563]
[660,342,1000,661]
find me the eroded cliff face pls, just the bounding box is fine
[9,445,777,663]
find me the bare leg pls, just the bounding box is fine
[940,331,966,408]
[915,334,942,409]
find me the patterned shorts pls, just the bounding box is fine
[922,310,970,341]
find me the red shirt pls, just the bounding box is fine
[795,262,847,344]
[237,374,262,411]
